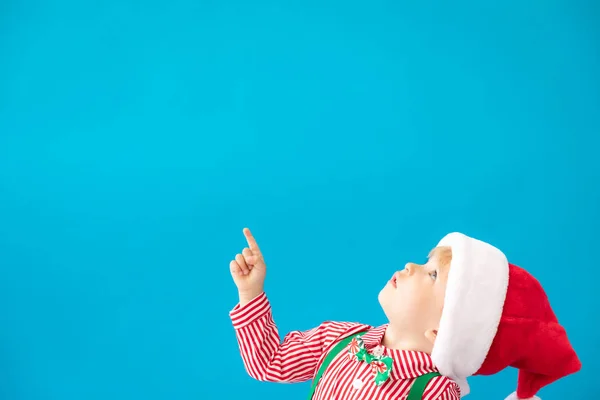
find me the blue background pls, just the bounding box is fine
[1,1,598,399]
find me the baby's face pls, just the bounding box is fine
[378,246,452,339]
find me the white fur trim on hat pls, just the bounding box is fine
[430,232,510,396]
[504,392,540,400]
[454,377,470,399]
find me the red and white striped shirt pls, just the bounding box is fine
[230,292,461,400]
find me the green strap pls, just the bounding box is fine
[307,332,365,400]
[307,333,441,400]
[407,371,441,400]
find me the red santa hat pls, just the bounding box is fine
[430,232,581,399]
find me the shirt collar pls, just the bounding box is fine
[360,324,438,380]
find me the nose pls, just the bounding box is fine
[404,263,416,276]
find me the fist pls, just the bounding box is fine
[230,228,267,303]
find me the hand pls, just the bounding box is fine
[230,228,267,305]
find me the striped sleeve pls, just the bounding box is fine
[229,292,359,383]
[422,376,461,400]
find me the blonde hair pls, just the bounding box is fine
[429,246,452,267]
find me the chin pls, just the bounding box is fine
[378,287,391,317]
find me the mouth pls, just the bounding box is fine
[390,273,398,288]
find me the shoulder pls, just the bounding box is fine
[423,375,461,400]
[315,320,373,348]
[319,320,372,338]
[319,320,372,334]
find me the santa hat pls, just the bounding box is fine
[430,232,581,399]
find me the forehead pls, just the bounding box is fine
[428,246,452,266]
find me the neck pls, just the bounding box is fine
[381,323,433,354]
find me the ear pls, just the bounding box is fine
[424,329,438,345]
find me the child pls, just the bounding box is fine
[228,228,580,399]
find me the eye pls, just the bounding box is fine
[430,270,438,281]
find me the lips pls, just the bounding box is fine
[390,273,398,288]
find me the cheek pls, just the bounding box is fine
[396,280,435,310]
[378,283,393,303]
[434,287,447,313]
[396,278,422,298]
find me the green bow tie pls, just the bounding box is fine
[348,336,393,386]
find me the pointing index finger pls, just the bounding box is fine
[243,228,261,253]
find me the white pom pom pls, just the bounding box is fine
[504,392,541,400]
